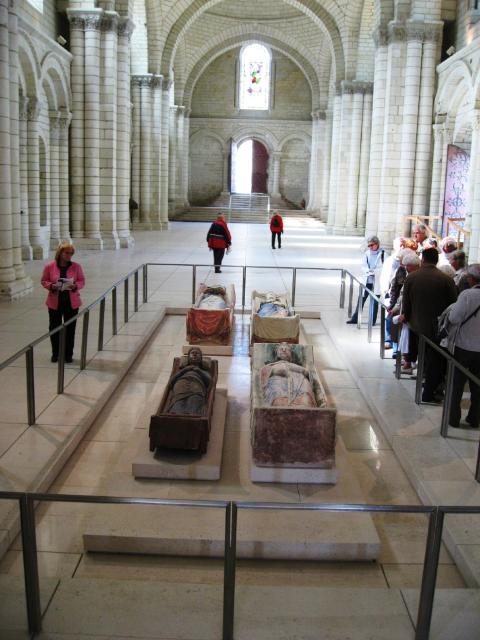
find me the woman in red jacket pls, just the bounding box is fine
[41,242,85,363]
[270,212,283,249]
[206,213,232,273]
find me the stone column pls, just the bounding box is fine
[412,23,443,216]
[174,106,186,209]
[396,23,424,236]
[150,75,163,228]
[58,109,72,242]
[320,109,332,221]
[221,151,230,194]
[49,111,61,247]
[357,89,372,232]
[67,10,86,239]
[116,18,134,247]
[327,91,341,229]
[83,13,102,245]
[271,152,282,198]
[159,79,171,226]
[139,75,153,225]
[307,110,322,213]
[27,97,43,258]
[333,81,354,233]
[168,105,177,213]
[365,26,388,237]
[19,95,31,259]
[0,0,32,298]
[131,76,141,222]
[182,109,191,207]
[99,11,119,248]
[345,85,365,232]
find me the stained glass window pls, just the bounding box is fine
[239,44,271,110]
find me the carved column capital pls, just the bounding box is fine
[163,77,173,92]
[472,111,480,132]
[151,74,163,90]
[100,13,119,33]
[311,109,326,121]
[118,18,135,39]
[388,23,407,44]
[424,21,444,44]
[84,15,102,31]
[406,21,425,42]
[27,96,41,122]
[373,25,388,48]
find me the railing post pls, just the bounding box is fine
[242,266,246,311]
[476,440,480,483]
[415,508,444,640]
[339,269,346,309]
[292,268,297,307]
[20,494,42,634]
[124,278,129,323]
[440,359,455,437]
[57,327,66,394]
[380,305,386,358]
[25,347,35,426]
[223,501,237,640]
[192,265,197,305]
[415,336,426,404]
[80,310,89,371]
[395,326,402,379]
[367,294,374,343]
[112,287,117,336]
[347,274,354,317]
[134,270,139,312]
[98,298,105,352]
[356,284,363,329]
[143,264,148,303]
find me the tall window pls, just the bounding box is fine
[239,44,271,111]
[27,0,43,12]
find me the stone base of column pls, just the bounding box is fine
[72,237,104,250]
[271,192,281,199]
[0,276,34,301]
[101,235,121,250]
[32,244,49,260]
[118,234,135,249]
[344,226,365,236]
[22,245,33,261]
[50,237,62,251]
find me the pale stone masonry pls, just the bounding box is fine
[1,0,480,298]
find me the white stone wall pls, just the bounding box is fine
[18,0,57,39]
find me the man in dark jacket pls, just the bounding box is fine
[402,248,458,402]
[206,213,232,273]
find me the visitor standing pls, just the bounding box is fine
[41,242,85,363]
[270,211,283,249]
[206,213,232,273]
[346,235,384,325]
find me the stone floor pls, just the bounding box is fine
[0,218,478,639]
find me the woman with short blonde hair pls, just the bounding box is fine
[41,242,85,363]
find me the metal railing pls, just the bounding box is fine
[0,265,147,426]
[340,269,480,482]
[2,490,478,639]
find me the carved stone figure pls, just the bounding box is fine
[198,285,228,310]
[257,292,289,317]
[165,347,212,415]
[260,342,316,407]
[187,283,235,345]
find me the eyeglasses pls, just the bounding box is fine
[367,243,377,248]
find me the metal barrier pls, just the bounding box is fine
[0,266,146,426]
[2,490,478,639]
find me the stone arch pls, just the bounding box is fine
[189,130,225,204]
[231,128,277,154]
[189,128,228,153]
[435,61,473,115]
[158,0,345,83]
[18,29,41,98]
[181,30,319,110]
[279,131,312,153]
[40,52,71,110]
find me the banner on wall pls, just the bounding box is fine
[442,144,470,236]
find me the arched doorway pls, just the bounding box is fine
[231,139,269,194]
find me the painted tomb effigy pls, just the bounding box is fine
[250,290,300,344]
[251,342,336,469]
[186,284,235,345]
[149,347,218,454]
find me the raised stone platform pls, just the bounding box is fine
[132,388,228,480]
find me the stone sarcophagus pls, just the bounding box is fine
[251,343,336,468]
[250,290,300,344]
[149,350,218,454]
[187,284,235,345]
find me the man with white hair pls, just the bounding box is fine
[447,264,480,429]
[346,235,384,325]
[412,223,428,246]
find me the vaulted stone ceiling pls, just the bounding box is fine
[206,0,303,21]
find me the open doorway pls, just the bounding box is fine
[231,139,269,193]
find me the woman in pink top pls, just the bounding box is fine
[41,242,85,363]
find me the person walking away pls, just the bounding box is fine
[270,211,283,249]
[346,235,384,325]
[402,248,457,403]
[41,242,85,363]
[447,264,480,429]
[206,213,232,273]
